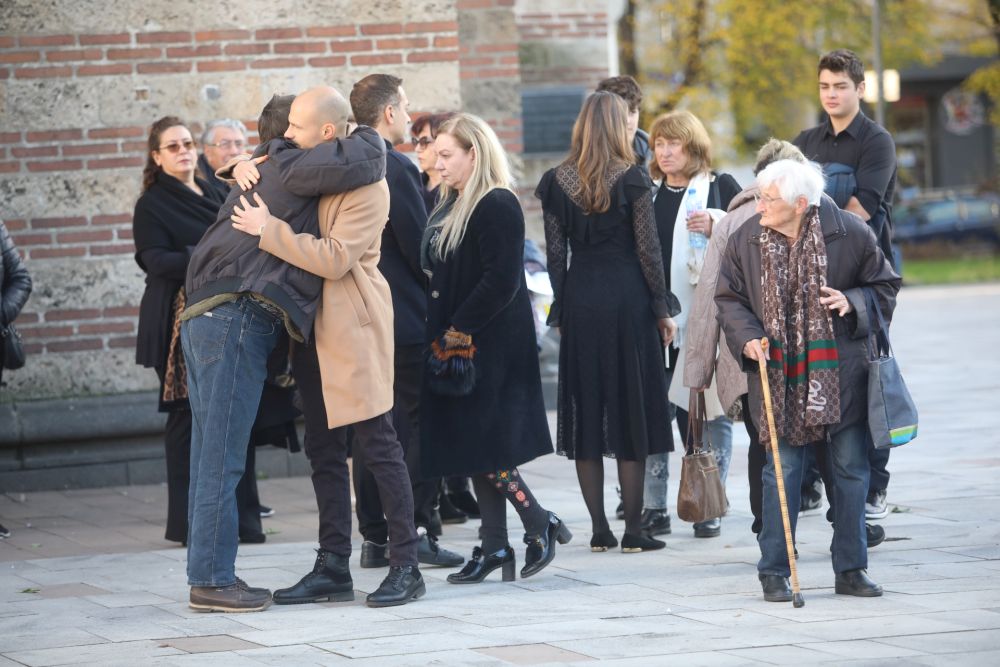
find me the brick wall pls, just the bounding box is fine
[517,10,609,86]
[0,4,464,401]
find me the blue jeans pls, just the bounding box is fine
[644,412,733,511]
[758,422,869,577]
[181,297,283,586]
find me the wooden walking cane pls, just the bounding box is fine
[757,337,805,608]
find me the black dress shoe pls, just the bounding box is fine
[366,565,426,607]
[447,545,515,584]
[590,530,618,552]
[417,534,464,567]
[835,568,883,597]
[521,513,572,578]
[759,573,793,602]
[449,490,480,519]
[866,523,885,548]
[693,517,721,538]
[273,549,354,604]
[239,532,266,544]
[438,494,468,524]
[621,533,665,552]
[360,540,389,568]
[640,509,672,536]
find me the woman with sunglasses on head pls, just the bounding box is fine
[410,112,456,214]
[133,117,227,546]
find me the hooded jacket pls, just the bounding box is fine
[184,127,386,341]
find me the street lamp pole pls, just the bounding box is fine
[872,0,885,126]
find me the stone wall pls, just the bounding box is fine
[0,1,464,402]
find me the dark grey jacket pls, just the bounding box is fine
[715,197,901,435]
[185,127,387,341]
[1,219,31,327]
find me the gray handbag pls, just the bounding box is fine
[865,289,917,449]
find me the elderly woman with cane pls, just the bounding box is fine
[715,159,899,603]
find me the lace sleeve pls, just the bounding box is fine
[632,189,677,318]
[542,209,567,327]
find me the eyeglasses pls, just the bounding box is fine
[157,139,196,153]
[754,193,782,207]
[411,136,434,149]
[206,139,246,150]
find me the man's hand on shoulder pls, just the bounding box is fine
[233,156,269,192]
[231,192,275,237]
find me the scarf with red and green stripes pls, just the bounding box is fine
[759,206,840,446]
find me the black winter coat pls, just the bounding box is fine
[1,219,32,377]
[380,142,429,346]
[715,197,901,437]
[133,172,225,371]
[420,189,553,478]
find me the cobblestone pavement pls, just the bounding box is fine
[1,283,999,665]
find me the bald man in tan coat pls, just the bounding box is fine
[231,87,425,609]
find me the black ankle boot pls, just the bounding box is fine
[521,512,572,578]
[621,532,665,552]
[590,530,618,552]
[447,545,515,584]
[273,549,353,604]
[366,565,426,607]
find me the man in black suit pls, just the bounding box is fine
[349,74,464,570]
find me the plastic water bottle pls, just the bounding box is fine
[686,187,707,249]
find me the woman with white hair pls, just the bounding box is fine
[419,113,570,584]
[715,159,900,603]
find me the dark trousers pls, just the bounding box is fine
[868,442,890,494]
[354,344,439,542]
[293,338,419,566]
[743,394,765,535]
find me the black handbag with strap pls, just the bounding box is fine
[1,322,25,370]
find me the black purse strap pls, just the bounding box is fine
[864,287,892,359]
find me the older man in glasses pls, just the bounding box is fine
[199,119,250,199]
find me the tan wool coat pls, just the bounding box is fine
[259,180,394,429]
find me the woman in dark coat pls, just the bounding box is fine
[1,217,32,539]
[420,113,570,584]
[537,92,679,553]
[133,116,289,545]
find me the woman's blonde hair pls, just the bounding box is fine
[561,91,634,214]
[648,110,713,182]
[431,113,515,257]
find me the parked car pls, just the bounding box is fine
[894,193,1000,248]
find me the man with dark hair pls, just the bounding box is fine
[793,48,898,536]
[257,94,295,144]
[346,73,464,573]
[597,75,651,167]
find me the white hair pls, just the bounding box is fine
[201,118,248,145]
[755,159,825,206]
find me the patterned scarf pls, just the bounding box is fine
[162,289,188,403]
[759,206,840,447]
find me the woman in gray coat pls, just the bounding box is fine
[715,159,899,603]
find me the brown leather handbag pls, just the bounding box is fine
[676,389,728,523]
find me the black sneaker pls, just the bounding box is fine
[865,489,889,520]
[639,509,671,536]
[800,479,823,514]
[0,523,9,538]
[866,523,885,548]
[366,566,425,607]
[360,540,389,568]
[258,505,275,518]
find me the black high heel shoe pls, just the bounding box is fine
[590,530,618,552]
[621,532,665,553]
[446,545,515,584]
[521,512,573,578]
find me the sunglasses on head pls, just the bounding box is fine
[411,136,433,148]
[157,139,196,153]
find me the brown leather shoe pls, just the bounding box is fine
[189,577,272,613]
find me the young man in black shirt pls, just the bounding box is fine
[793,49,898,532]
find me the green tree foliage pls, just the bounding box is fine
[628,0,941,155]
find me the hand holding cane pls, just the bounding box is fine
[757,337,805,608]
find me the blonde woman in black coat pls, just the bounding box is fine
[420,113,571,583]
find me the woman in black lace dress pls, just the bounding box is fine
[536,92,679,552]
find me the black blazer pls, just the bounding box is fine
[0,219,32,329]
[380,142,430,346]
